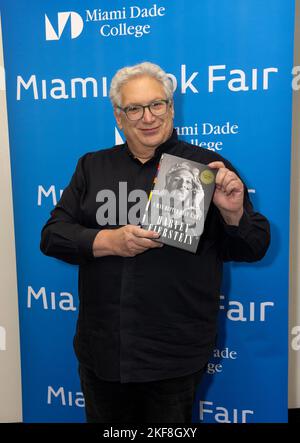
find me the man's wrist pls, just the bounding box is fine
[93,229,116,257]
[220,208,244,226]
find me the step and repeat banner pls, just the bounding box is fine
[0,0,295,422]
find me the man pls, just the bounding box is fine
[40,62,270,423]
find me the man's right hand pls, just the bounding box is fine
[92,225,163,258]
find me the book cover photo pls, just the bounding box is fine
[141,153,216,253]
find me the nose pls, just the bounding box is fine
[142,106,156,123]
[177,178,185,189]
[179,178,189,189]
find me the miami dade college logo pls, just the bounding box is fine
[45,12,83,40]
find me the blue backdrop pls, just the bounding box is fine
[0,0,295,422]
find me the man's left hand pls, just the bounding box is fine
[208,161,244,226]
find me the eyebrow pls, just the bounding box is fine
[123,98,167,107]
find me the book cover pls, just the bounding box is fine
[141,153,216,253]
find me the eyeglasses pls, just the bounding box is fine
[117,99,170,121]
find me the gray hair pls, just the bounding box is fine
[109,61,174,108]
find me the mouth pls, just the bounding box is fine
[139,127,160,135]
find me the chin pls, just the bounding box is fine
[140,134,165,147]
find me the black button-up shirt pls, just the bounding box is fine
[40,131,270,383]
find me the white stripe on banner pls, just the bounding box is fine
[0,15,23,423]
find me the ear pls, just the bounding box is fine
[114,108,123,130]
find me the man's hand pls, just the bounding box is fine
[208,161,244,226]
[93,225,163,258]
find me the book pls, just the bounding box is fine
[141,153,216,253]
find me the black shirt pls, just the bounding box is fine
[40,131,270,383]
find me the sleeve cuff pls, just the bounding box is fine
[222,211,252,238]
[78,228,100,260]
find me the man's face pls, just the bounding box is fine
[167,170,194,202]
[114,75,174,154]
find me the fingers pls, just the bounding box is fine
[131,226,163,249]
[208,162,243,195]
[129,244,163,258]
[130,225,161,239]
[121,225,163,257]
[130,229,163,249]
[134,237,163,249]
[208,161,225,169]
[224,179,243,197]
[217,170,242,194]
[126,237,163,257]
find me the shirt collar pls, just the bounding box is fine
[125,129,178,163]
